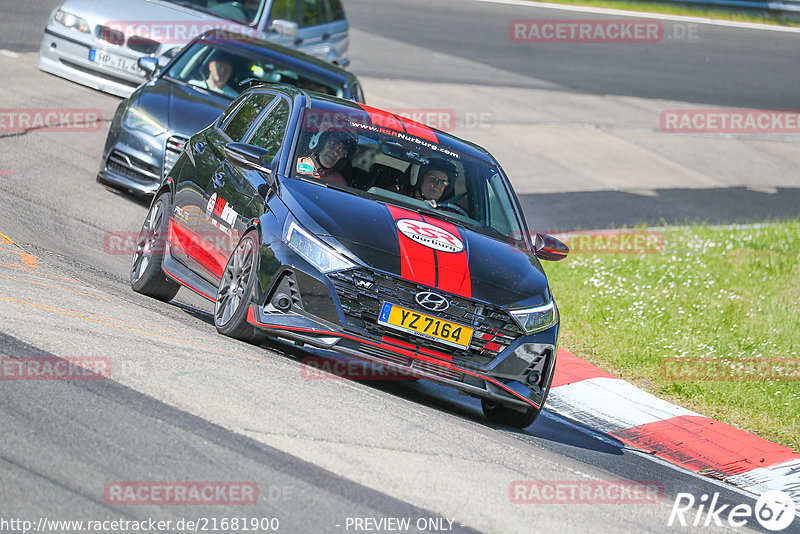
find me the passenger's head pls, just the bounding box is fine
[417,159,457,201]
[317,130,358,169]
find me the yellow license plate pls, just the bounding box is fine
[377,302,473,349]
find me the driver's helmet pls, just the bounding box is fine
[413,158,458,198]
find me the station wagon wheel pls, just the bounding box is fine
[130,192,180,302]
[481,398,541,428]
[214,231,266,344]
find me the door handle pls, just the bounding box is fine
[322,33,330,40]
[212,173,225,188]
[294,37,303,45]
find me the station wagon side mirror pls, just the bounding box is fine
[269,19,299,37]
[224,143,273,179]
[137,56,159,77]
[533,233,569,261]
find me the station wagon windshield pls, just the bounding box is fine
[291,108,527,246]
[160,0,267,25]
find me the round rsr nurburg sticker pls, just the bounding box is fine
[396,219,464,253]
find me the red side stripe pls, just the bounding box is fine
[168,218,226,278]
[386,205,436,287]
[610,415,799,475]
[418,347,453,362]
[421,216,472,299]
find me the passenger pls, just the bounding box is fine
[410,158,457,208]
[189,52,238,98]
[296,130,357,187]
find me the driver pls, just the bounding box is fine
[410,158,457,208]
[189,52,238,98]
[296,129,357,187]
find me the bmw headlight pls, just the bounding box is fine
[510,301,558,334]
[54,9,90,33]
[283,219,355,273]
[122,108,167,136]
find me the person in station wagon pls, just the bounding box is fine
[296,130,357,186]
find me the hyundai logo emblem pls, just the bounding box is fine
[415,291,449,312]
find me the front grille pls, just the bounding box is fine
[127,35,160,54]
[96,25,125,46]
[163,135,188,177]
[106,150,159,184]
[329,269,523,365]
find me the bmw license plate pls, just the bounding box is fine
[377,302,473,350]
[89,48,143,75]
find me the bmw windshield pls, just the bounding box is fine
[158,0,267,25]
[290,107,528,247]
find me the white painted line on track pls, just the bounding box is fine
[477,0,800,32]
[548,377,700,432]
[0,50,20,58]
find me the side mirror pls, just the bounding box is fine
[533,233,569,261]
[269,19,299,37]
[137,56,159,77]
[225,143,273,177]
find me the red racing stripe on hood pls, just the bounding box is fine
[386,205,436,287]
[422,216,472,299]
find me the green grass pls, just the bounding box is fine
[546,221,800,451]
[522,0,800,27]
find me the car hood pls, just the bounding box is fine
[59,0,246,43]
[131,79,230,137]
[282,179,550,307]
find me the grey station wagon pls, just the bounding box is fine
[39,0,349,97]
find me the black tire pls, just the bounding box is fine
[214,231,267,344]
[481,398,542,428]
[130,192,181,302]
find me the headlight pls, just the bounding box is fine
[54,9,90,33]
[122,108,167,136]
[510,301,558,334]
[283,219,355,273]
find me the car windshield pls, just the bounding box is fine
[158,0,267,25]
[291,108,527,246]
[165,42,345,99]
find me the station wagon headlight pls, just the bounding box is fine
[283,220,355,273]
[54,9,90,33]
[510,301,558,334]
[122,108,167,136]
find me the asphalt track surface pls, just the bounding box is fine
[0,0,799,533]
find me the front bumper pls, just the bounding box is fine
[246,291,557,411]
[97,121,188,196]
[38,27,146,98]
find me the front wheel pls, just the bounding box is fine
[130,192,180,302]
[481,398,541,428]
[214,231,266,344]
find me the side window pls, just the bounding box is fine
[326,0,345,21]
[270,0,296,22]
[222,94,276,142]
[299,0,324,28]
[248,99,291,163]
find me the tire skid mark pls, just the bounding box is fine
[0,297,271,363]
[0,261,86,284]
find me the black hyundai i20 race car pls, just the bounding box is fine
[131,84,569,428]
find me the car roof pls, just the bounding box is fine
[196,29,357,87]
[301,94,495,164]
